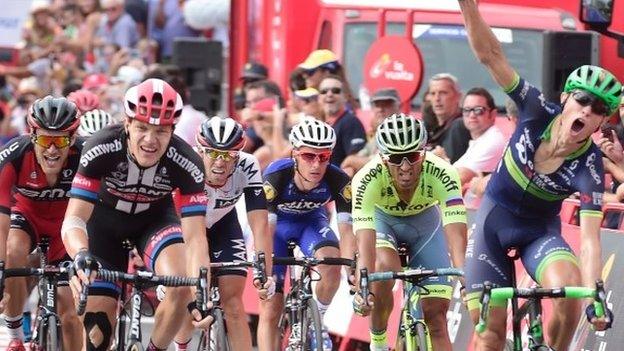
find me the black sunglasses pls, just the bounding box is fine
[571,90,610,116]
[320,87,342,95]
[461,106,489,117]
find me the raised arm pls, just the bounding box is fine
[458,0,517,89]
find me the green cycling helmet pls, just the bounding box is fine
[564,65,622,115]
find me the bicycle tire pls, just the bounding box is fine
[504,338,515,351]
[126,340,144,351]
[209,308,229,351]
[279,308,295,350]
[414,321,429,351]
[302,299,323,351]
[44,314,60,351]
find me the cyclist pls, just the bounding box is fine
[170,116,276,351]
[0,96,84,350]
[77,109,115,137]
[61,78,212,351]
[352,113,467,351]
[257,116,355,351]
[458,1,621,349]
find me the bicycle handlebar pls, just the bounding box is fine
[273,256,355,268]
[96,269,200,287]
[476,279,608,333]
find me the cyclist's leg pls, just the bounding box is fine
[368,209,401,349]
[521,225,580,350]
[464,197,514,350]
[299,216,341,309]
[4,223,33,344]
[213,211,253,350]
[140,224,191,349]
[403,206,454,351]
[257,220,292,351]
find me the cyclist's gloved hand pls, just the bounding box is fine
[254,276,276,300]
[586,303,614,331]
[69,250,99,299]
[187,300,214,330]
[352,291,374,316]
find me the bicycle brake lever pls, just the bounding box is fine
[477,282,492,334]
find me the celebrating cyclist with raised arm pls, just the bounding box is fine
[257,116,355,351]
[61,78,212,351]
[458,1,622,349]
[170,116,275,351]
[0,97,84,351]
[352,113,467,351]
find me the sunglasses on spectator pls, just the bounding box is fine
[298,151,332,163]
[303,68,318,77]
[571,90,610,116]
[298,96,318,104]
[32,135,71,149]
[199,147,239,161]
[319,87,342,95]
[462,106,489,117]
[382,151,425,166]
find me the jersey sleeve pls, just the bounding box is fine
[326,165,353,222]
[240,153,267,211]
[262,168,281,215]
[352,162,384,232]
[169,142,207,217]
[427,156,467,226]
[575,151,605,219]
[0,137,26,213]
[505,75,560,124]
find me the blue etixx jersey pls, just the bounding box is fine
[486,76,604,219]
[262,158,352,221]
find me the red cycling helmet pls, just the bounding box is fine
[123,78,183,126]
[82,73,109,91]
[68,89,100,114]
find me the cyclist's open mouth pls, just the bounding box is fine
[571,118,585,133]
[140,145,157,153]
[43,154,61,167]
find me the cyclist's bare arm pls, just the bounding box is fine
[338,222,356,260]
[355,228,376,275]
[181,215,211,280]
[458,0,517,89]
[579,215,603,289]
[0,213,9,262]
[444,222,467,268]
[248,209,273,275]
[61,198,95,258]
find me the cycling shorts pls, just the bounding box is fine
[273,213,339,292]
[10,211,69,265]
[87,201,184,299]
[375,205,453,299]
[209,210,248,278]
[464,195,577,310]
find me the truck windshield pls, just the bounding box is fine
[343,23,544,109]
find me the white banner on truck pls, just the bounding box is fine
[0,0,34,47]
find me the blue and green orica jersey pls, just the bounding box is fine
[486,75,604,219]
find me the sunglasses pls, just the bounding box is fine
[571,90,610,116]
[319,87,342,95]
[298,151,331,163]
[298,96,318,104]
[303,69,318,77]
[462,106,489,117]
[382,151,425,166]
[200,147,239,161]
[32,135,71,149]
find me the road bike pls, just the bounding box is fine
[275,240,354,351]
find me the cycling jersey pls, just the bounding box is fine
[263,158,352,222]
[352,153,467,233]
[486,76,604,219]
[70,124,207,216]
[201,152,266,228]
[0,135,83,262]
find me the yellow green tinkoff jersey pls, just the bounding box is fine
[352,153,467,232]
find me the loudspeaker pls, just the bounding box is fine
[172,39,223,115]
[541,31,599,101]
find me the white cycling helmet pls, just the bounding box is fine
[376,113,427,154]
[289,116,336,149]
[78,109,114,137]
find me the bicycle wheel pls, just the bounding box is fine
[279,308,296,350]
[414,321,429,351]
[126,340,144,351]
[208,308,229,351]
[302,299,323,351]
[44,314,61,351]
